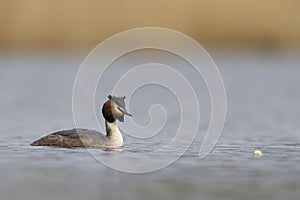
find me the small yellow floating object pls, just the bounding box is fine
[253,149,263,157]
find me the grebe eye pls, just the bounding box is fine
[117,106,125,113]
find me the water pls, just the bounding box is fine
[0,49,299,200]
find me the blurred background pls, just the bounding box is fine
[1,1,300,200]
[0,0,299,50]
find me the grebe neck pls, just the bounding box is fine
[105,120,123,140]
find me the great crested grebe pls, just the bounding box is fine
[31,95,132,148]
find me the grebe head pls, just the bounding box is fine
[102,95,132,123]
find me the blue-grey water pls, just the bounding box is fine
[0,49,299,200]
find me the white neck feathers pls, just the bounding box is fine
[105,120,123,146]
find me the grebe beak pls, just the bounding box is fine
[117,107,133,117]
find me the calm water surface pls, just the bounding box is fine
[0,49,299,200]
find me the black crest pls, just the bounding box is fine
[108,95,126,109]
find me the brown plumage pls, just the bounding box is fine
[30,129,101,148]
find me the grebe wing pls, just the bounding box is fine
[31,128,106,148]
